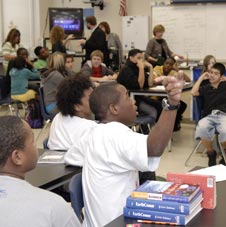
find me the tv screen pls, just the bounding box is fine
[49,8,84,38]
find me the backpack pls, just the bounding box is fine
[26,99,43,128]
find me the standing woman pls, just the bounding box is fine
[145,24,184,67]
[50,26,74,54]
[99,21,123,71]
[41,52,67,115]
[2,28,23,74]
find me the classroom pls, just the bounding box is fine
[1,0,226,226]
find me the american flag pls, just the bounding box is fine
[119,0,127,16]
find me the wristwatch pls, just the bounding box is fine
[162,98,180,110]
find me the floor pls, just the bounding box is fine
[33,120,212,179]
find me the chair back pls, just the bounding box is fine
[38,87,55,121]
[43,137,49,149]
[69,172,84,223]
[192,96,204,124]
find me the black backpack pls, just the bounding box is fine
[26,99,43,128]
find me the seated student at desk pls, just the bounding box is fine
[0,116,81,227]
[80,50,117,84]
[153,57,191,131]
[65,77,184,227]
[9,56,40,102]
[48,74,97,158]
[117,48,162,122]
[33,46,49,70]
[191,63,226,167]
[41,52,68,115]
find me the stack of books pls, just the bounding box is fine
[123,180,203,225]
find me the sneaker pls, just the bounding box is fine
[207,150,217,167]
[219,158,226,166]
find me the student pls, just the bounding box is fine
[65,54,74,71]
[41,52,67,115]
[65,75,184,226]
[117,48,161,122]
[48,74,97,156]
[34,46,49,70]
[78,16,109,66]
[5,47,35,97]
[145,24,184,67]
[2,28,23,74]
[153,57,190,131]
[65,54,76,77]
[80,50,117,83]
[0,116,81,227]
[10,56,40,102]
[191,63,226,166]
[197,55,216,86]
[50,26,74,54]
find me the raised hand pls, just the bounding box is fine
[162,70,184,105]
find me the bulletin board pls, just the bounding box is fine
[152,4,226,61]
[122,16,149,51]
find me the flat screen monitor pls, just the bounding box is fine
[49,8,84,38]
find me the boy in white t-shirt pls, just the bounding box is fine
[65,73,184,226]
[0,116,81,227]
[48,73,97,163]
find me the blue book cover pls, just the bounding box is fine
[123,203,202,225]
[131,180,200,203]
[126,190,203,215]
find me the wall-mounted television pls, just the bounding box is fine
[49,8,84,38]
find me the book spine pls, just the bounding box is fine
[123,207,185,225]
[131,191,189,203]
[126,197,190,214]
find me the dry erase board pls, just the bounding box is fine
[152,4,226,61]
[122,16,149,51]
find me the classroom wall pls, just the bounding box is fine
[0,0,171,50]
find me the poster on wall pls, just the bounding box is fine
[122,16,149,51]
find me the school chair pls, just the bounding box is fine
[0,75,26,117]
[35,87,55,142]
[69,172,84,223]
[185,96,226,166]
[43,137,49,149]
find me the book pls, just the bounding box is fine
[126,190,203,215]
[131,180,200,203]
[190,164,226,182]
[123,203,202,225]
[38,150,65,164]
[167,172,216,209]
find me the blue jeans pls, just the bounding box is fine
[195,110,226,142]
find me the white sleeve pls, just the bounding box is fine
[105,123,161,172]
[64,144,84,167]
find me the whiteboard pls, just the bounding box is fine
[122,16,149,51]
[152,4,226,61]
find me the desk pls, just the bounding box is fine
[129,82,193,100]
[25,150,82,190]
[25,164,82,191]
[104,180,226,227]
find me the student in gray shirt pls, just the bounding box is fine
[0,116,81,227]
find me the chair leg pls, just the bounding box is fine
[185,141,203,167]
[216,134,226,164]
[167,138,172,152]
[35,119,51,143]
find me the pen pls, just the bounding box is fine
[137,219,177,225]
